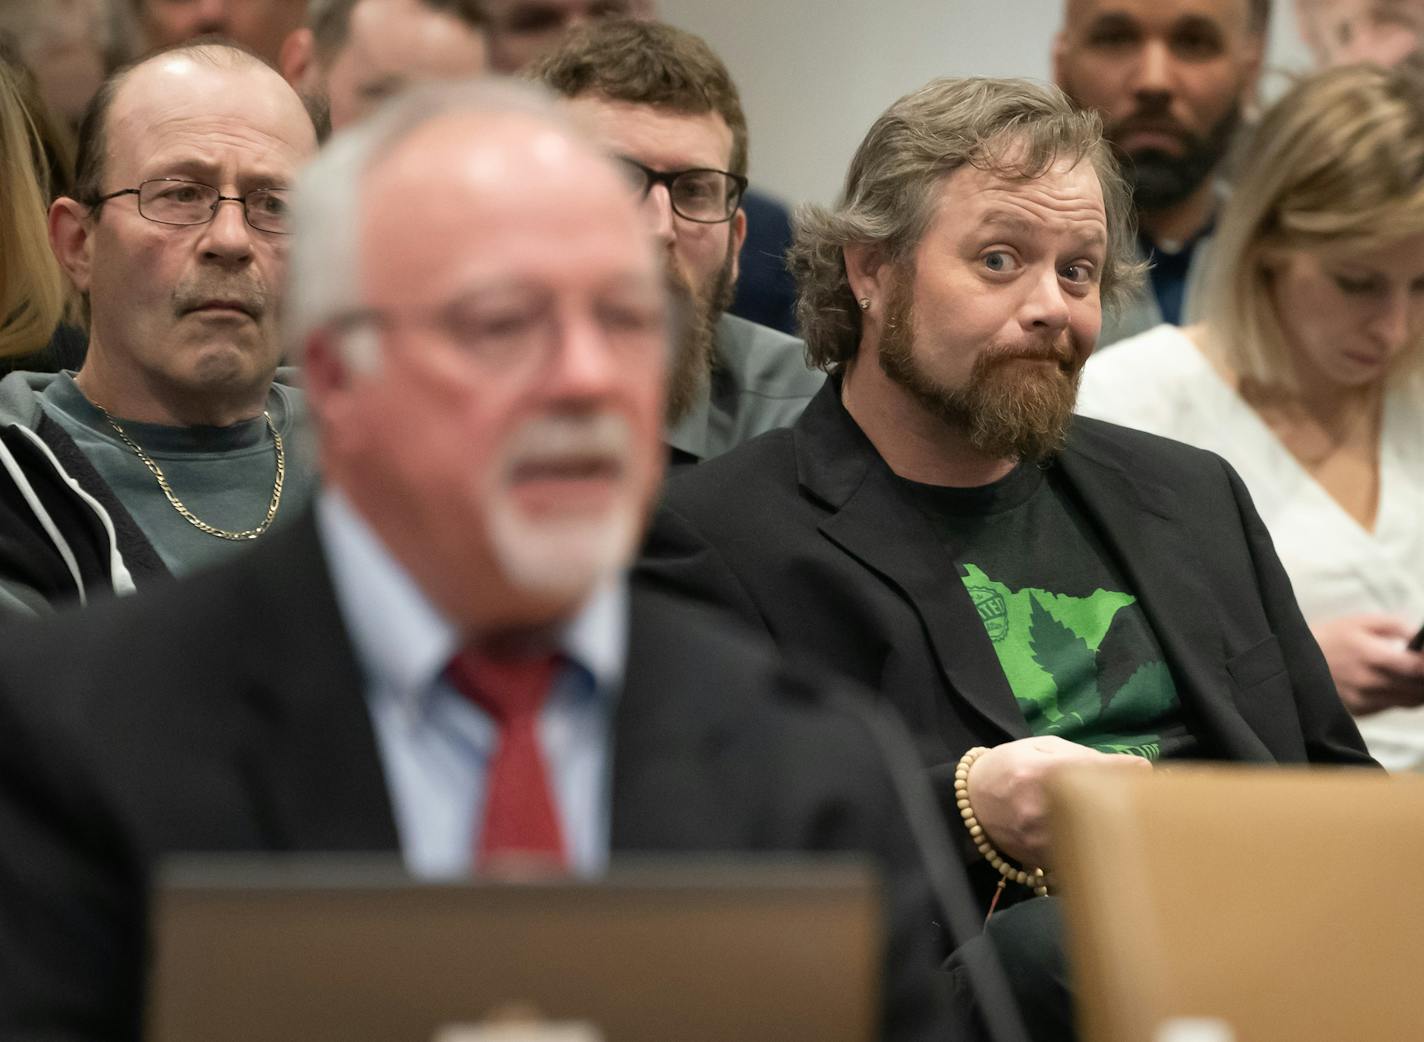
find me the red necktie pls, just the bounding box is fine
[446,648,567,872]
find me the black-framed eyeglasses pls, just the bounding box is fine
[90,178,293,234]
[615,157,747,224]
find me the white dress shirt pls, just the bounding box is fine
[316,488,627,875]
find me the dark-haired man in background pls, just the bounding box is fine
[530,18,822,466]
[1053,0,1266,346]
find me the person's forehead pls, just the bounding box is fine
[485,0,629,23]
[139,0,293,22]
[567,96,733,165]
[343,0,485,64]
[1065,0,1252,32]
[360,113,651,272]
[107,57,315,170]
[934,160,1107,235]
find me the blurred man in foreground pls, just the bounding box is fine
[0,80,949,1042]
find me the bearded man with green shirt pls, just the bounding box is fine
[0,41,319,614]
[636,76,1376,1042]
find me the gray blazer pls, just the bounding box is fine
[666,313,824,465]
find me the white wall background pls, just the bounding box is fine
[658,0,1315,207]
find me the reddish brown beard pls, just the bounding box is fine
[877,276,1082,463]
[663,240,738,426]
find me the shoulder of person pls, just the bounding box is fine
[1078,324,1213,429]
[715,315,823,394]
[1067,409,1241,485]
[0,369,58,428]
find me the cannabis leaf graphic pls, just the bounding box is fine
[1025,600,1177,751]
[1025,595,1100,733]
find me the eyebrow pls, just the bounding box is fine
[977,210,1036,235]
[142,157,290,188]
[975,209,1107,250]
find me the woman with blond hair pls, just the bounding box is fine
[0,52,67,362]
[1078,61,1424,768]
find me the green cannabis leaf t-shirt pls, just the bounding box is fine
[897,462,1192,760]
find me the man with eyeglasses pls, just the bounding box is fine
[0,41,319,613]
[529,18,823,468]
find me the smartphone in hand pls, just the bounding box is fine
[1409,623,1424,653]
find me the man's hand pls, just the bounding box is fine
[966,736,1150,868]
[1312,614,1424,716]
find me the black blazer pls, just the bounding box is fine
[0,513,949,1042]
[638,382,1375,814]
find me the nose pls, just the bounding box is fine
[541,308,621,403]
[1369,289,1415,354]
[640,182,676,250]
[1020,268,1072,334]
[1131,39,1175,104]
[196,197,256,267]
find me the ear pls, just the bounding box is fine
[728,205,748,287]
[279,27,316,89]
[843,241,893,307]
[301,327,352,424]
[48,197,94,294]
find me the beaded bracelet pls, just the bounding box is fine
[954,746,1050,898]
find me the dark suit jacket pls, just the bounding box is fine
[0,512,949,1042]
[638,382,1376,863]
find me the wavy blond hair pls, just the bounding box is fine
[1200,62,1424,390]
[789,77,1143,371]
[0,56,65,358]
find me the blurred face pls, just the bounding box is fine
[483,0,646,72]
[1054,0,1261,213]
[567,96,746,421]
[310,114,668,630]
[1298,0,1424,67]
[1268,235,1424,391]
[867,158,1107,461]
[321,0,489,131]
[137,0,305,64]
[66,56,315,418]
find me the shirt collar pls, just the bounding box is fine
[315,488,627,713]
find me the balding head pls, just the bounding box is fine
[291,81,669,630]
[73,42,313,210]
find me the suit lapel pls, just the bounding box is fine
[229,513,402,851]
[794,385,1030,743]
[609,596,751,850]
[1057,429,1273,760]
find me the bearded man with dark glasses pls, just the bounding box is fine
[530,18,824,468]
[0,40,320,614]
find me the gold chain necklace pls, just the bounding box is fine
[96,406,286,541]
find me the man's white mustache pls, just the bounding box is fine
[501,413,633,476]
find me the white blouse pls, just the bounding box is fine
[1077,324,1424,770]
